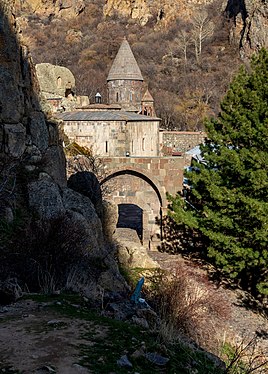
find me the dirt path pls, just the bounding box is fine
[0,300,93,373]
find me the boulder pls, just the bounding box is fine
[28,174,65,220]
[62,187,104,249]
[4,123,26,158]
[67,171,103,218]
[35,63,76,98]
[0,278,22,305]
[114,228,159,269]
[42,145,67,188]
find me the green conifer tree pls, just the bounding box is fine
[169,49,268,297]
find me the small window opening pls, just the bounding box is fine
[57,77,62,88]
[116,92,119,102]
[142,137,145,151]
[105,141,108,153]
[95,92,102,104]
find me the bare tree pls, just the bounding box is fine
[191,12,214,64]
[175,29,191,69]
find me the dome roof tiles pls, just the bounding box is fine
[107,38,144,82]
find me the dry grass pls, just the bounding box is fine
[149,263,231,353]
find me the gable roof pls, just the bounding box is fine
[107,38,144,82]
[142,89,154,102]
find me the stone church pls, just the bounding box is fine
[57,38,161,158]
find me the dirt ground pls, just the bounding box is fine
[0,299,94,373]
[0,252,267,373]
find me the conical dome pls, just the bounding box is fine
[107,38,144,81]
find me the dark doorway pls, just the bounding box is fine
[117,204,143,240]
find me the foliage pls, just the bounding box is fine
[222,338,268,374]
[169,49,268,299]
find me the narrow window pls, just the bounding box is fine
[105,141,108,153]
[130,92,132,102]
[131,140,134,153]
[116,92,119,102]
[57,77,62,88]
[142,137,145,151]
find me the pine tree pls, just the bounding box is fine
[169,49,268,298]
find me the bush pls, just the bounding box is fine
[149,262,231,353]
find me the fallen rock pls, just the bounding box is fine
[145,352,169,366]
[115,228,159,269]
[117,354,133,368]
[0,278,22,305]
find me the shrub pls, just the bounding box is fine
[149,262,231,353]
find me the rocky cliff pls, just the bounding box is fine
[0,0,125,301]
[104,0,216,26]
[226,0,268,56]
[15,0,86,19]
[104,0,268,55]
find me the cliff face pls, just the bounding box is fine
[0,0,125,298]
[104,0,216,26]
[226,0,268,56]
[104,0,267,53]
[15,0,86,19]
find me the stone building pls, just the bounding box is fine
[60,110,160,157]
[58,38,160,157]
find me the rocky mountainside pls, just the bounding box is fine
[0,0,126,301]
[13,0,268,130]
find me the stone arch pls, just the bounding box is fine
[100,167,166,243]
[100,167,166,208]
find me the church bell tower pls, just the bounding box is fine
[107,38,144,112]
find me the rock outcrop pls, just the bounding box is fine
[15,0,86,19]
[104,0,216,26]
[36,63,76,99]
[226,0,268,56]
[0,0,126,300]
[104,0,268,53]
[115,228,159,269]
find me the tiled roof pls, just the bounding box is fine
[57,111,160,122]
[142,89,154,102]
[107,38,144,81]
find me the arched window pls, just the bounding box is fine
[57,77,62,88]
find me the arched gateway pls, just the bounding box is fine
[100,167,166,245]
[99,155,184,246]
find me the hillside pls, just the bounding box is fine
[15,0,268,130]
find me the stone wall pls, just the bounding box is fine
[62,119,160,157]
[107,79,144,112]
[160,131,206,154]
[100,155,184,245]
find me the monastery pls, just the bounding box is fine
[36,38,205,244]
[57,38,161,158]
[36,38,205,159]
